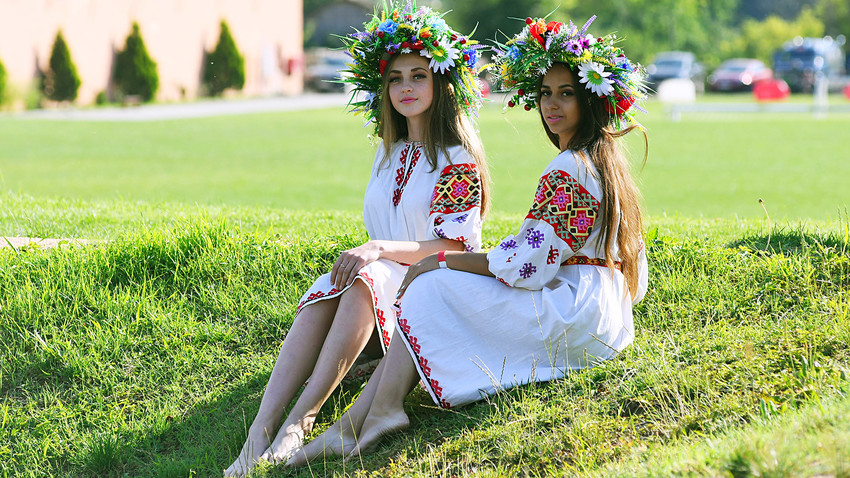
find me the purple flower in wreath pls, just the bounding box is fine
[499,239,517,250]
[453,214,469,223]
[519,262,537,279]
[526,228,545,249]
[566,40,583,56]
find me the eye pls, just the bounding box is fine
[540,90,551,97]
[562,90,575,97]
[388,76,401,83]
[413,73,427,80]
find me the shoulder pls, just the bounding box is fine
[439,144,473,167]
[539,150,602,199]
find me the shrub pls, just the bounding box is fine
[113,22,159,102]
[42,30,81,102]
[0,56,6,106]
[202,20,245,96]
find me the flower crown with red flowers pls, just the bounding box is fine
[339,0,485,135]
[491,15,647,129]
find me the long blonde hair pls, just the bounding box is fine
[538,64,646,298]
[376,54,491,216]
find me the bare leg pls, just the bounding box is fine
[224,297,340,477]
[286,353,389,467]
[288,330,419,466]
[259,280,378,464]
[348,331,419,457]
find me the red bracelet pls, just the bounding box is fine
[437,250,447,269]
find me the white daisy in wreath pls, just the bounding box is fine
[578,61,614,96]
[420,45,459,74]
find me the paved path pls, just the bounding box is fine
[1,237,94,249]
[6,93,349,121]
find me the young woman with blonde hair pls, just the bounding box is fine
[224,2,489,475]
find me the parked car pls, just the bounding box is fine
[772,36,846,93]
[707,58,773,92]
[646,51,705,94]
[304,48,349,93]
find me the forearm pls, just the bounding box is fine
[370,238,464,265]
[440,250,494,277]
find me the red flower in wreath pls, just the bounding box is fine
[604,94,636,115]
[529,19,564,50]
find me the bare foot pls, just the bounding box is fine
[286,416,360,467]
[347,409,409,457]
[258,424,307,464]
[223,431,272,477]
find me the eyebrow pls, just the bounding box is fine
[389,66,428,74]
[540,83,575,89]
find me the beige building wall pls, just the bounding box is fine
[0,0,303,106]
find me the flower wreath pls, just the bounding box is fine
[339,0,485,134]
[492,15,647,129]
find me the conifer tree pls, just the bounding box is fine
[202,20,246,96]
[113,22,159,102]
[43,30,81,102]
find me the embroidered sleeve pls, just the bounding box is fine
[427,163,483,252]
[487,169,600,289]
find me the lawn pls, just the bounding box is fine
[2,96,849,223]
[1,97,849,477]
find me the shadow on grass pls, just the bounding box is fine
[727,226,849,256]
[82,369,487,477]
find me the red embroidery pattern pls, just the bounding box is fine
[396,307,452,409]
[430,163,481,215]
[526,170,599,252]
[547,245,560,264]
[393,144,421,206]
[563,255,622,271]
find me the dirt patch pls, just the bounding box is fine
[1,237,93,250]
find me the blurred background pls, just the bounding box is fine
[1,0,849,108]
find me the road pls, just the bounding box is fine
[5,93,350,121]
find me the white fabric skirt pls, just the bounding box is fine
[394,265,635,408]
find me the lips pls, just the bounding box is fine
[545,114,563,123]
[401,97,416,104]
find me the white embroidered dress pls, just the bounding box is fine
[295,141,483,372]
[395,149,648,408]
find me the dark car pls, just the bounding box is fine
[773,36,846,93]
[708,58,773,92]
[646,51,705,94]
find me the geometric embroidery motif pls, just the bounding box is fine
[430,163,481,215]
[526,169,599,253]
[393,144,421,207]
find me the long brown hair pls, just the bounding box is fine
[376,53,491,216]
[537,63,647,298]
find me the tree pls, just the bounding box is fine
[113,22,159,102]
[442,0,548,45]
[719,9,825,65]
[816,0,850,38]
[202,20,245,96]
[43,30,81,102]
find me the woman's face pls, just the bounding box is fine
[387,53,434,125]
[539,63,582,150]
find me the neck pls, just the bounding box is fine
[406,116,425,142]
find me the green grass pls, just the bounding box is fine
[1,211,848,477]
[1,100,849,476]
[2,97,849,221]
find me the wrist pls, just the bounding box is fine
[437,250,448,269]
